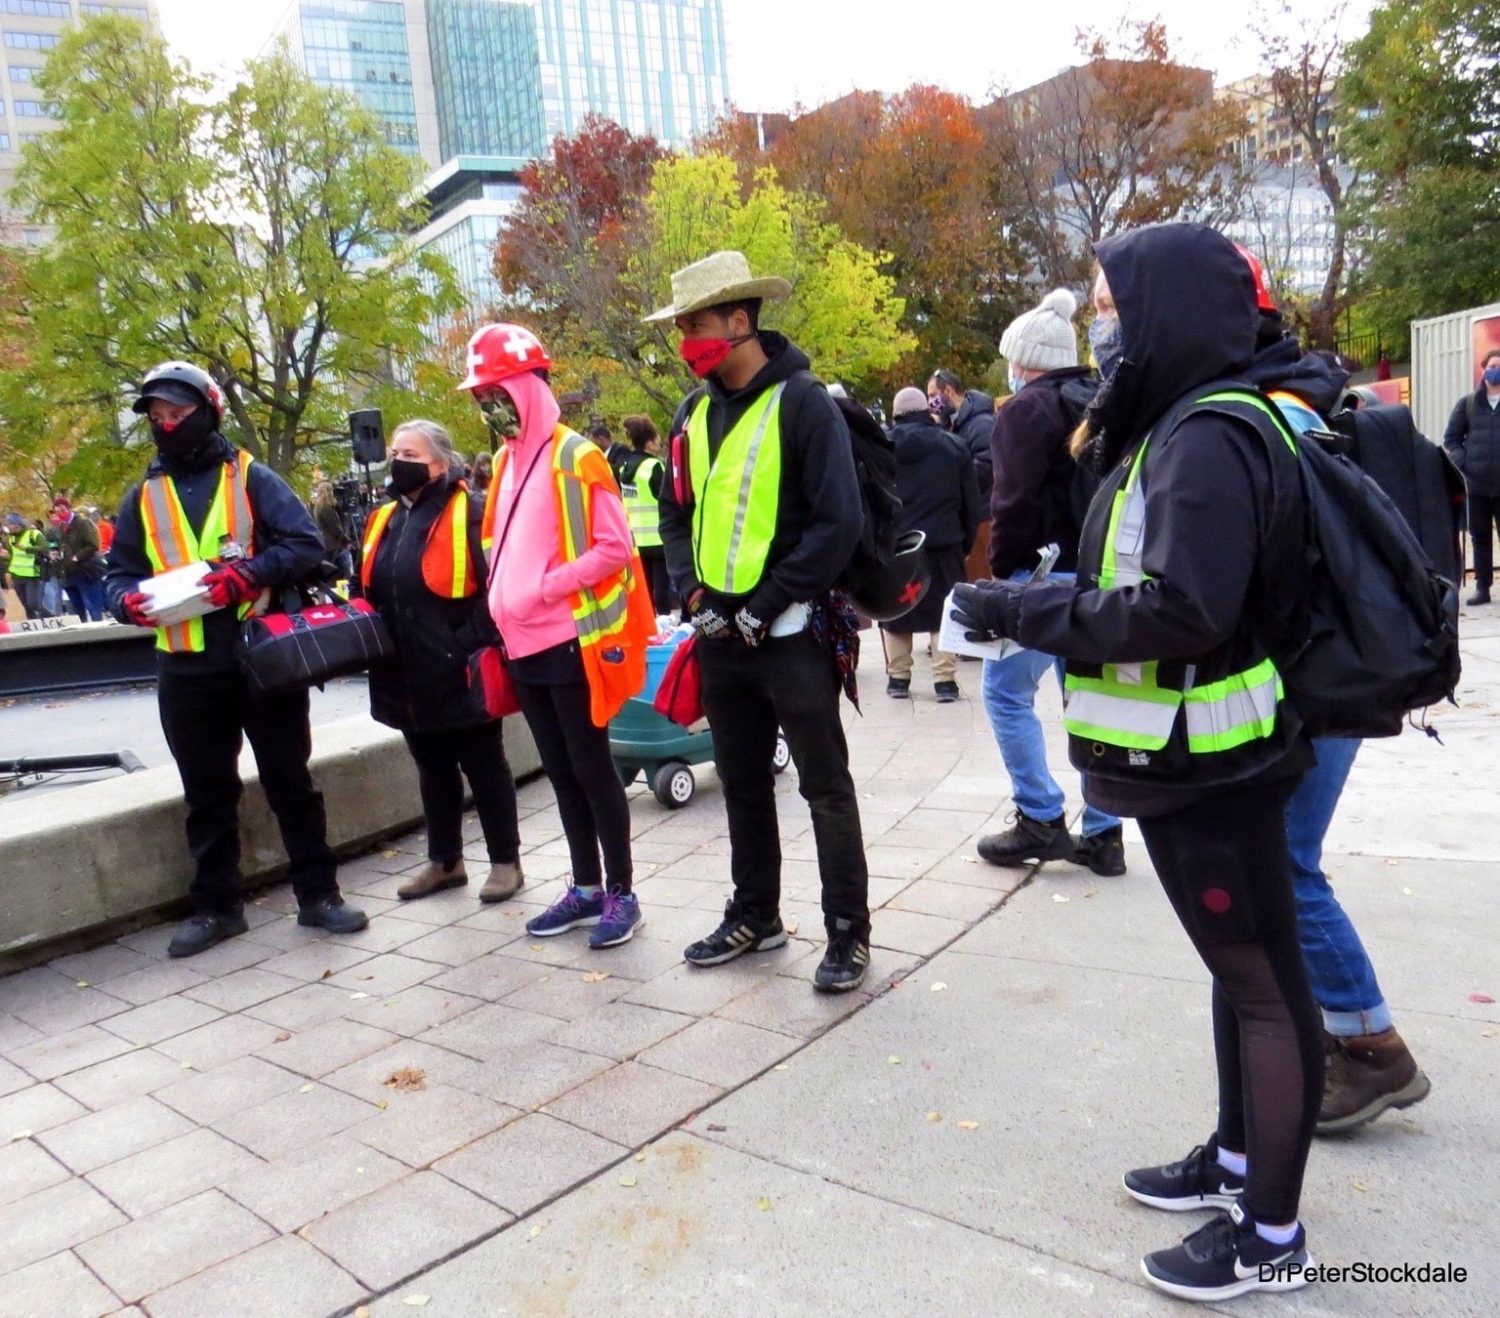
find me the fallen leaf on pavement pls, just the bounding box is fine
[773,1064,789,1071]
[1052,894,1071,904]
[402,1297,430,1308]
[961,856,978,864]
[529,1225,543,1238]
[785,922,798,935]
[375,1099,389,1110]
[1402,887,1413,896]
[180,1061,194,1070]
[75,980,89,988]
[957,1120,980,1131]
[299,1083,314,1093]
[359,974,374,981]
[1481,1028,1497,1038]
[354,1307,371,1318]
[888,1055,902,1065]
[930,982,947,993]
[1469,992,1495,1004]
[1083,890,1096,899]
[381,849,398,858]
[10,1130,32,1141]
[618,1173,637,1188]
[926,1111,942,1123]
[530,943,545,952]
[385,1067,427,1092]
[349,992,370,1001]
[319,969,334,980]
[582,971,611,984]
[706,1123,727,1132]
[274,1032,291,1043]
[1352,1180,1367,1193]
[634,1153,646,1162]
[755,1196,772,1211]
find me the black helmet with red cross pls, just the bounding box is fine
[132,361,228,421]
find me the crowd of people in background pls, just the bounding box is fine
[0,498,114,624]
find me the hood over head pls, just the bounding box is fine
[1245,324,1350,418]
[1084,223,1258,467]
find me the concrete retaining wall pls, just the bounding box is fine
[0,713,540,971]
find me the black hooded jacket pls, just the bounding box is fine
[951,389,997,499]
[1244,318,1348,417]
[659,332,863,622]
[1012,224,1309,815]
[106,434,326,674]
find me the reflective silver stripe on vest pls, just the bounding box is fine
[1063,688,1180,740]
[722,382,787,578]
[1112,476,1148,587]
[1184,666,1280,743]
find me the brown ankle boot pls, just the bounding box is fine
[396,860,468,901]
[1317,1027,1431,1135]
[478,861,525,904]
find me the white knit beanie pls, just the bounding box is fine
[999,289,1080,372]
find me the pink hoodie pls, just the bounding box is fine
[486,372,634,660]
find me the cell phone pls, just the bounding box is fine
[1030,543,1061,582]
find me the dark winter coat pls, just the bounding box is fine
[105,435,326,674]
[951,389,997,500]
[1443,386,1500,498]
[363,472,499,733]
[1012,223,1309,816]
[660,332,863,621]
[58,514,102,580]
[988,366,1095,577]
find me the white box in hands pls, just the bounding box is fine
[139,562,219,626]
[936,543,1061,663]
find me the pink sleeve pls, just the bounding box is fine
[545,481,633,598]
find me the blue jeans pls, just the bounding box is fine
[1285,736,1391,1037]
[66,575,105,623]
[981,573,1119,838]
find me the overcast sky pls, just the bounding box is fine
[154,0,1374,108]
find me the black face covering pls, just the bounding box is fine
[389,458,432,496]
[151,405,217,462]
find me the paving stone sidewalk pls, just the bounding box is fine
[3,617,1498,1317]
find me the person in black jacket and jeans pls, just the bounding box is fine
[882,386,981,702]
[954,225,1323,1302]
[106,361,367,958]
[361,420,523,906]
[650,250,871,992]
[1443,346,1500,605]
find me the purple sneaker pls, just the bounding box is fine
[590,891,642,949]
[525,887,605,937]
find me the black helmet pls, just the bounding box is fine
[132,361,227,420]
[845,530,931,623]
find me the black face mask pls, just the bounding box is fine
[388,458,432,496]
[151,405,216,461]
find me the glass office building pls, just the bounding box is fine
[425,0,546,160]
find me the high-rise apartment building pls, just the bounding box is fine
[0,0,160,236]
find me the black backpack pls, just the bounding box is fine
[831,393,903,594]
[1178,388,1460,739]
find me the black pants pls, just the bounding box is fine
[513,663,632,892]
[402,722,520,867]
[158,666,339,914]
[14,576,43,619]
[639,546,672,613]
[1138,774,1323,1225]
[698,629,869,939]
[1470,489,1498,587]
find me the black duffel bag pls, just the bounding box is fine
[240,589,392,694]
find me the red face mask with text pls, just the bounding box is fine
[679,334,753,379]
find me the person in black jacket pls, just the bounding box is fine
[649,250,871,992]
[954,225,1324,1302]
[105,361,367,958]
[881,386,981,702]
[361,420,523,906]
[1443,346,1500,604]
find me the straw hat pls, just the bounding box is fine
[643,250,792,324]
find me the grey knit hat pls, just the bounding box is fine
[892,386,930,418]
[999,288,1080,372]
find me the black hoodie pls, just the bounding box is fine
[659,331,863,622]
[1245,318,1349,418]
[1012,223,1308,815]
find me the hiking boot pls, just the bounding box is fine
[397,859,468,901]
[934,680,961,703]
[168,909,249,959]
[590,890,643,948]
[297,896,369,934]
[1466,587,1490,606]
[1317,1028,1431,1135]
[1074,825,1127,877]
[886,676,911,699]
[977,812,1077,868]
[684,902,788,967]
[478,861,524,904]
[1141,1200,1312,1302]
[814,921,869,993]
[525,886,604,937]
[1123,1134,1244,1212]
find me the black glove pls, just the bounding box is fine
[951,579,1025,643]
[734,603,771,648]
[685,588,730,640]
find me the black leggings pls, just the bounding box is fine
[402,722,520,867]
[1138,775,1323,1225]
[514,674,632,892]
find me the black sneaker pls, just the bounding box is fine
[1466,587,1490,607]
[1074,825,1127,876]
[886,677,911,699]
[297,896,369,934]
[977,812,1077,867]
[1141,1199,1312,1301]
[814,920,870,993]
[168,909,249,959]
[684,903,788,967]
[1123,1135,1244,1212]
[934,680,960,703]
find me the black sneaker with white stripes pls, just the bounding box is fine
[683,903,788,967]
[1123,1135,1245,1211]
[1142,1199,1312,1302]
[813,922,869,993]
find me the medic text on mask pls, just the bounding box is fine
[679,334,753,379]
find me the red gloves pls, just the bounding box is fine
[202,561,259,609]
[121,592,156,627]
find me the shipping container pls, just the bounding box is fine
[1411,301,1500,442]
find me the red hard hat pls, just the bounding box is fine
[457,323,552,391]
[1232,244,1277,314]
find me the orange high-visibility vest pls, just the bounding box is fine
[491,425,655,727]
[360,484,476,599]
[138,449,268,653]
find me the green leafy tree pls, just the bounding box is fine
[2,16,458,486]
[1340,0,1500,337]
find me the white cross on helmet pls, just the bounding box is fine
[458,322,552,392]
